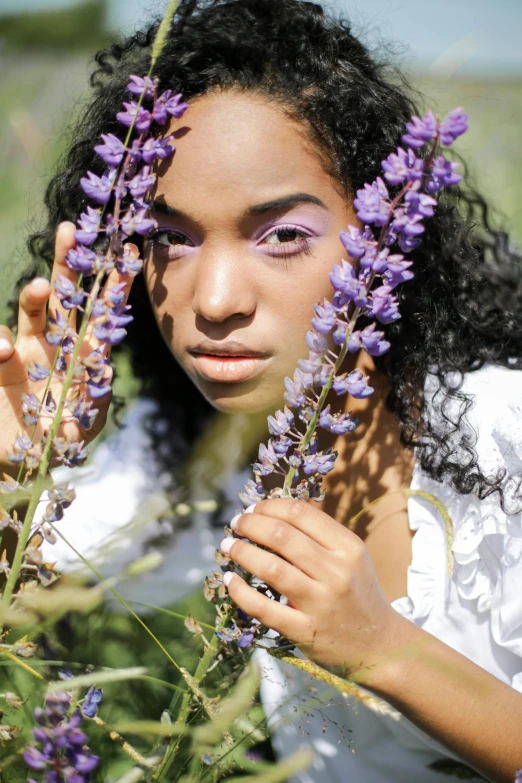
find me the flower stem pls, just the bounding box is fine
[0,269,104,619]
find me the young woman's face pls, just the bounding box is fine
[144,90,357,414]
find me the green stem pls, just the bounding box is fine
[151,617,229,783]
[0,271,105,619]
[47,522,185,675]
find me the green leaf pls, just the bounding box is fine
[232,748,313,783]
[47,666,146,692]
[194,664,260,745]
[115,720,189,738]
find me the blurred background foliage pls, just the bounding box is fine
[0,1,521,779]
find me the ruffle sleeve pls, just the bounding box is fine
[393,365,522,693]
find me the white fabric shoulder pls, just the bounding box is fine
[394,364,522,694]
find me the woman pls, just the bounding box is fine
[2,0,522,780]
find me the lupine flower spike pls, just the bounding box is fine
[211,107,468,649]
[0,74,188,605]
[24,691,100,783]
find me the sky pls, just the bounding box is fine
[0,0,521,77]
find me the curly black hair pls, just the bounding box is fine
[22,0,522,508]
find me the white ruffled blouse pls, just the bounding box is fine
[41,364,522,782]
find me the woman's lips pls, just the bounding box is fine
[190,353,271,383]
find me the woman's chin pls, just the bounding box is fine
[197,378,285,416]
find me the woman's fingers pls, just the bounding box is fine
[17,277,51,339]
[223,571,307,642]
[49,221,79,326]
[253,498,355,549]
[0,326,15,363]
[221,536,315,607]
[231,511,327,581]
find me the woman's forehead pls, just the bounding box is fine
[154,90,337,212]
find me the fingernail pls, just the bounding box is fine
[245,504,257,514]
[230,514,241,530]
[223,571,234,586]
[0,338,12,353]
[220,537,236,555]
[32,277,48,285]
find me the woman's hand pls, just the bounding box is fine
[0,221,131,474]
[221,497,406,683]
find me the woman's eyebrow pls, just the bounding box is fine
[150,192,327,220]
[247,193,328,215]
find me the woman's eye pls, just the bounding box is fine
[260,226,313,257]
[151,230,193,249]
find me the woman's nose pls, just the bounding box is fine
[192,249,256,324]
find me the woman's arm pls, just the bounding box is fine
[365,616,522,783]
[222,498,522,783]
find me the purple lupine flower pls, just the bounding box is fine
[54,276,86,311]
[267,408,295,436]
[116,101,152,133]
[284,370,308,408]
[318,405,357,435]
[238,630,256,648]
[24,691,99,783]
[390,207,425,252]
[360,323,390,356]
[426,156,462,193]
[80,169,116,205]
[106,282,128,305]
[93,321,127,347]
[272,435,292,455]
[67,397,99,429]
[302,449,336,476]
[339,225,377,260]
[332,369,374,399]
[126,74,155,99]
[74,206,101,246]
[152,90,189,124]
[313,362,333,388]
[218,106,468,650]
[332,319,348,346]
[370,285,401,324]
[438,107,468,146]
[45,311,68,345]
[21,393,40,426]
[126,166,156,199]
[353,177,391,226]
[141,135,176,164]
[107,305,133,328]
[404,190,437,219]
[65,245,96,275]
[311,299,337,334]
[402,110,437,148]
[27,362,50,382]
[239,478,267,505]
[87,378,111,399]
[329,260,368,306]
[94,132,126,166]
[83,349,106,380]
[381,146,424,186]
[298,352,322,373]
[305,330,328,354]
[120,206,156,237]
[82,687,103,719]
[384,256,414,289]
[52,438,89,467]
[116,244,144,276]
